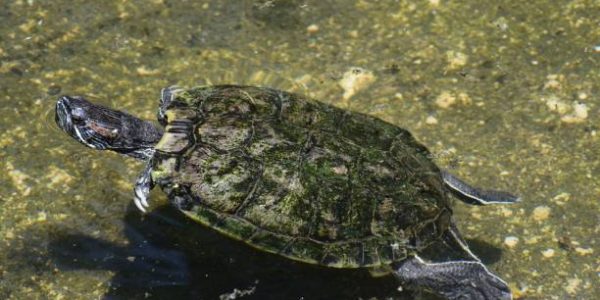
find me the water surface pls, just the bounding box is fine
[1,1,599,299]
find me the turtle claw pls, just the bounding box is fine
[134,180,150,213]
[140,196,150,208]
[133,162,154,213]
[134,196,147,213]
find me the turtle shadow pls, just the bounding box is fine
[46,203,435,300]
[418,238,504,266]
[466,239,504,265]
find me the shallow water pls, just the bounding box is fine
[1,1,599,299]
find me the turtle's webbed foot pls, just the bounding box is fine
[134,163,154,213]
[395,256,512,300]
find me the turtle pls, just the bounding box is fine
[55,85,519,299]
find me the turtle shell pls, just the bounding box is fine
[151,85,452,268]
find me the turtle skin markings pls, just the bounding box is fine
[151,86,452,269]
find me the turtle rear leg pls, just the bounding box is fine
[442,221,481,262]
[134,162,154,212]
[441,171,520,205]
[394,255,512,300]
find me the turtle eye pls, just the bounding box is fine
[71,107,87,125]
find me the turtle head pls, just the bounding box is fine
[55,96,163,160]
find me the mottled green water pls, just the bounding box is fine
[1,1,599,299]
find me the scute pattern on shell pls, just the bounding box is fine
[152,85,452,268]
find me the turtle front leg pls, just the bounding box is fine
[158,86,184,126]
[133,162,154,212]
[394,255,512,300]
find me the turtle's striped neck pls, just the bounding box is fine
[55,96,163,161]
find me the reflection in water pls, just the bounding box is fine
[50,229,189,289]
[45,204,417,299]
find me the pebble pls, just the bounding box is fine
[553,192,571,204]
[541,248,555,258]
[306,24,319,34]
[543,95,589,123]
[543,74,563,90]
[561,102,588,123]
[136,66,159,76]
[564,278,581,294]
[544,95,570,114]
[532,205,551,221]
[338,67,376,100]
[446,51,468,70]
[425,116,438,125]
[504,236,519,248]
[574,247,593,256]
[457,92,472,105]
[435,91,456,109]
